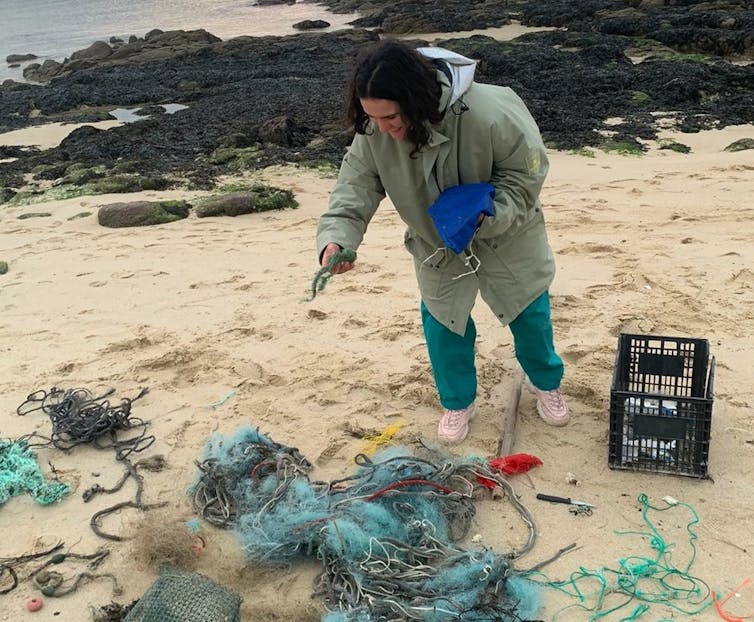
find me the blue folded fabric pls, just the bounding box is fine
[427,183,495,254]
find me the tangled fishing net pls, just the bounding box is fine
[0,439,71,506]
[123,566,241,622]
[17,386,154,460]
[190,426,542,621]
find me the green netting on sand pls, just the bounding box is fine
[0,439,71,506]
[123,567,241,622]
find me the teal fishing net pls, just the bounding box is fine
[123,566,241,622]
[0,439,71,506]
[190,426,543,621]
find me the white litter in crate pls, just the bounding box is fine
[622,438,676,463]
[625,397,678,417]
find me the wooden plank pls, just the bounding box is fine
[496,368,525,456]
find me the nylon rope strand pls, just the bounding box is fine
[0,542,63,595]
[1,542,111,596]
[523,492,712,620]
[309,249,357,300]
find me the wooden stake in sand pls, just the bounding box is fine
[496,368,525,457]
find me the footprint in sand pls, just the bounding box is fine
[342,318,367,328]
[363,318,417,342]
[56,362,75,374]
[559,242,622,257]
[308,309,328,320]
[89,280,107,287]
[235,282,256,291]
[560,346,589,364]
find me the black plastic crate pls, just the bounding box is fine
[608,333,715,478]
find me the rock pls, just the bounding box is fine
[70,41,113,62]
[723,138,754,152]
[18,28,223,84]
[22,58,63,82]
[195,192,258,217]
[293,20,331,31]
[381,15,436,34]
[217,133,253,148]
[1,78,23,87]
[659,140,691,153]
[0,261,8,275]
[6,53,37,63]
[258,116,297,147]
[97,200,190,228]
[0,188,16,204]
[64,58,97,73]
[135,105,165,116]
[109,40,143,60]
[144,29,221,47]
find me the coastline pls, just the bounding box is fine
[1,0,361,83]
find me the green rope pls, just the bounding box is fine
[525,493,712,620]
[309,249,357,300]
[0,439,71,506]
[202,390,236,409]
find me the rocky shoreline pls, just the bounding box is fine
[1,0,753,204]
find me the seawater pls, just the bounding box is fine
[0,0,359,82]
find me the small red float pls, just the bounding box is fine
[27,597,44,612]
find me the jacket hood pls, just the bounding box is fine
[418,46,477,109]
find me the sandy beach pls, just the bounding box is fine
[1,120,754,620]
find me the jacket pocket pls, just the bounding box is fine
[475,236,519,284]
[404,229,449,269]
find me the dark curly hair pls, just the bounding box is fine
[346,40,443,157]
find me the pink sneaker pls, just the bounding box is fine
[438,402,477,443]
[528,383,569,426]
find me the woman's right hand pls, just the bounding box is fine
[321,243,355,274]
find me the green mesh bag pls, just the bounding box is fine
[124,567,241,622]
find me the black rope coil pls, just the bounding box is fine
[17,387,154,460]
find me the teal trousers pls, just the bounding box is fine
[421,292,564,410]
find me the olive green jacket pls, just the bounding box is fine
[316,50,555,335]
